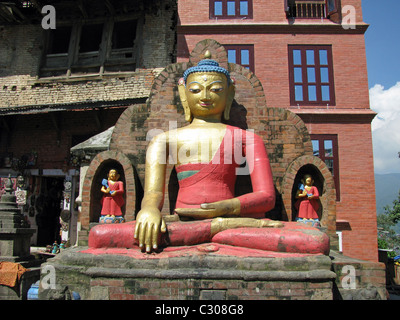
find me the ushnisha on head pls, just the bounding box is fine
[178,51,235,122]
[182,60,233,87]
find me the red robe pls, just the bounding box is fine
[175,125,275,217]
[89,126,329,255]
[295,186,320,220]
[100,180,124,216]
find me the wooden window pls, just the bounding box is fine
[288,45,335,106]
[79,23,104,53]
[224,45,254,73]
[111,20,137,50]
[46,26,72,55]
[210,0,253,19]
[311,134,340,201]
[40,18,141,78]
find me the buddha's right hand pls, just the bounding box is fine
[134,207,167,253]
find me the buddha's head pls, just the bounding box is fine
[302,174,314,186]
[178,52,235,122]
[108,169,120,181]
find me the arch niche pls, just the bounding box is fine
[281,155,337,242]
[80,151,136,229]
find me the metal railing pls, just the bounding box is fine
[287,0,327,19]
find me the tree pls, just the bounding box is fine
[377,190,400,258]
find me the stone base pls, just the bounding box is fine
[39,244,340,300]
[0,228,36,258]
[0,266,41,300]
[330,251,387,300]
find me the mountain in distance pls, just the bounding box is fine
[375,173,400,214]
[375,173,400,234]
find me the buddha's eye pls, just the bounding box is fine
[210,87,223,93]
[189,88,201,94]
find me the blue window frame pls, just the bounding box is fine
[210,0,253,19]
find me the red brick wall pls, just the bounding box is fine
[178,0,365,25]
[301,119,378,261]
[178,0,287,24]
[178,33,370,110]
[177,0,377,262]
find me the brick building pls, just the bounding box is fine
[0,0,177,246]
[177,0,377,261]
[0,1,378,262]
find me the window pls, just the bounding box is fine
[285,0,340,20]
[288,45,335,106]
[41,18,140,78]
[46,26,72,55]
[311,134,340,200]
[79,23,104,53]
[111,20,137,50]
[224,45,254,73]
[210,0,253,19]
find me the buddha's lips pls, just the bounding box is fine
[199,102,213,107]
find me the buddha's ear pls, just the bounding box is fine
[178,77,193,123]
[223,79,235,121]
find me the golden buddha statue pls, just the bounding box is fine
[88,53,329,256]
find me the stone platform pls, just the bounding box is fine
[39,244,340,300]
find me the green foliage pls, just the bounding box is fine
[382,190,400,222]
[377,190,400,258]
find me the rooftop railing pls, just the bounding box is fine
[286,0,327,19]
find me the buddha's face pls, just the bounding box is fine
[305,177,313,186]
[185,72,230,119]
[108,170,119,181]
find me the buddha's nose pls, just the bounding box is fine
[201,89,211,100]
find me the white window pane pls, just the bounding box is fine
[327,0,336,13]
[214,1,223,15]
[306,50,314,65]
[324,140,333,157]
[312,140,320,156]
[320,67,329,83]
[293,50,301,65]
[227,1,235,15]
[295,85,303,101]
[319,50,328,65]
[308,85,317,101]
[241,49,250,65]
[240,1,248,15]
[227,49,236,63]
[307,67,316,83]
[322,85,330,101]
[294,67,302,83]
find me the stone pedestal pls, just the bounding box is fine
[39,245,337,300]
[0,175,36,264]
[0,229,35,263]
[0,175,41,299]
[39,245,388,300]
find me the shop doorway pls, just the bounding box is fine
[35,177,64,247]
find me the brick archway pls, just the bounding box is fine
[79,150,136,230]
[282,155,337,242]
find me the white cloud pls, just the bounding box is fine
[370,82,400,174]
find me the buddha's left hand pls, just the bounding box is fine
[175,198,241,219]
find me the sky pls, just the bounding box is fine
[362,0,400,174]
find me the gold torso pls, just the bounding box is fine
[166,123,227,165]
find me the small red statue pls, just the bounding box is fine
[100,169,125,223]
[295,174,320,224]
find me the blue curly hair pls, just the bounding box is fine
[183,59,231,86]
